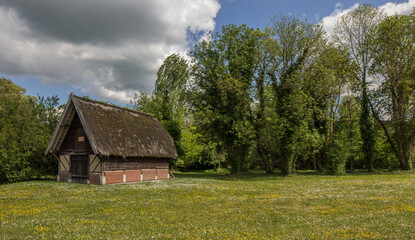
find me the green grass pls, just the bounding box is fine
[1,172,414,239]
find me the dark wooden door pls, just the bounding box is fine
[71,155,88,183]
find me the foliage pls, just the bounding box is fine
[254,89,283,172]
[371,10,415,170]
[267,15,325,175]
[0,78,60,183]
[333,4,384,172]
[130,54,189,168]
[327,96,362,174]
[190,24,261,173]
[129,10,415,174]
[154,53,189,121]
[129,91,158,117]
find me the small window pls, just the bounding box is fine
[78,136,85,142]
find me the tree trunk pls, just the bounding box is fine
[399,140,413,170]
[360,73,375,172]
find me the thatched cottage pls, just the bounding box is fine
[45,94,177,184]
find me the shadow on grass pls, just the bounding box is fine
[174,170,293,182]
[173,169,413,181]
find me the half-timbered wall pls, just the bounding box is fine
[88,154,101,184]
[59,154,70,172]
[58,154,102,184]
[59,114,93,154]
[58,113,96,184]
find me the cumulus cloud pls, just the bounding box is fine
[321,0,415,35]
[321,3,359,35]
[379,0,415,15]
[0,0,220,103]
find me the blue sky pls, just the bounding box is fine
[0,0,413,105]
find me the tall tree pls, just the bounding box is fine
[304,44,353,172]
[0,78,60,182]
[333,4,384,171]
[154,53,189,121]
[131,53,189,165]
[190,24,260,173]
[250,29,277,173]
[267,15,323,175]
[327,95,363,173]
[371,11,415,170]
[131,53,188,119]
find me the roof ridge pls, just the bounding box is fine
[72,94,157,120]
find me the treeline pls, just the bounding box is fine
[131,5,415,174]
[0,78,61,183]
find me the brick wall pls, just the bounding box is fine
[105,171,124,184]
[103,168,170,184]
[157,169,169,180]
[126,170,141,183]
[142,169,156,181]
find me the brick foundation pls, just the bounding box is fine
[105,171,124,184]
[157,169,169,180]
[142,169,156,181]
[100,168,170,184]
[126,170,141,182]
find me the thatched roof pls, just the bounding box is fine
[46,94,177,159]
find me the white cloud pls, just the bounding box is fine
[0,0,220,103]
[335,2,343,8]
[380,0,415,15]
[321,3,359,35]
[321,0,415,35]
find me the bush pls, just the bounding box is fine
[0,78,59,183]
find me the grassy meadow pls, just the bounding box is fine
[1,171,414,239]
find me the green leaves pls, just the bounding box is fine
[370,10,415,170]
[190,24,262,173]
[132,9,415,174]
[0,78,60,183]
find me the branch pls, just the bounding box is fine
[368,98,401,160]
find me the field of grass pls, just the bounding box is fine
[1,171,414,239]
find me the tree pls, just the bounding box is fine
[249,28,278,173]
[267,15,324,175]
[327,95,362,173]
[333,4,384,171]
[0,78,60,182]
[190,24,260,173]
[34,94,61,176]
[371,11,415,170]
[303,42,354,172]
[130,54,189,167]
[154,54,189,121]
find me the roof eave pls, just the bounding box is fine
[44,93,74,155]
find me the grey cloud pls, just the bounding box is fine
[0,0,220,103]
[1,0,172,45]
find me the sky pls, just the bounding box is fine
[0,0,414,105]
